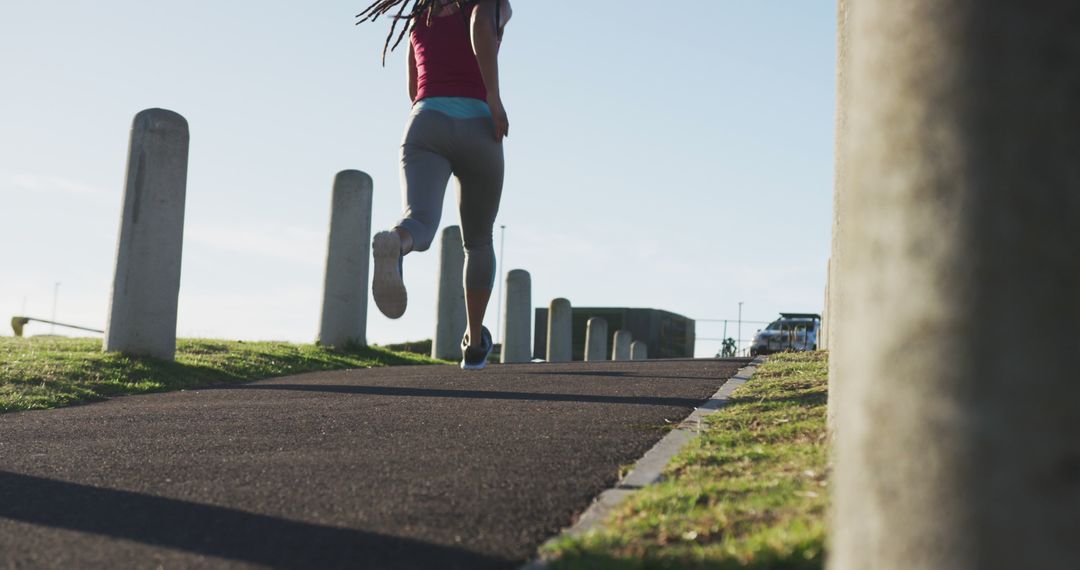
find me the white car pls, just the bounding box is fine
[750,313,820,356]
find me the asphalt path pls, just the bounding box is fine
[0,358,746,569]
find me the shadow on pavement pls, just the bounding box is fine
[216,384,706,407]
[0,471,511,570]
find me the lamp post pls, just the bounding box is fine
[737,301,743,356]
[51,282,60,335]
[496,224,506,344]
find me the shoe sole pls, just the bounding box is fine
[372,231,407,319]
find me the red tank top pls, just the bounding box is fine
[411,10,487,103]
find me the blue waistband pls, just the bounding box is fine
[414,97,492,119]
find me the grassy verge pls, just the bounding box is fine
[379,338,432,356]
[543,351,829,569]
[0,337,442,414]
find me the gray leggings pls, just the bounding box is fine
[396,109,504,291]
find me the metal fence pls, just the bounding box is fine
[694,318,770,357]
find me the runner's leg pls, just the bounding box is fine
[373,110,453,319]
[453,116,505,348]
[396,111,454,253]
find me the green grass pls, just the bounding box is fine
[379,338,433,356]
[0,337,442,414]
[542,351,829,569]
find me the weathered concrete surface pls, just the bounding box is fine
[630,341,647,361]
[831,4,1080,570]
[103,109,189,361]
[317,170,373,348]
[611,330,631,362]
[546,298,572,363]
[584,317,608,362]
[820,257,831,351]
[825,0,849,434]
[433,226,467,360]
[500,269,532,363]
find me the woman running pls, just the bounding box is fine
[357,0,511,369]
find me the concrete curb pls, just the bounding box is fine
[520,357,765,569]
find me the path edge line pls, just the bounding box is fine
[519,356,765,569]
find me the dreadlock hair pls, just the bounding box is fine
[356,0,475,66]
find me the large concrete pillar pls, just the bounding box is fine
[432,226,467,360]
[584,317,608,362]
[831,4,1080,570]
[820,257,831,351]
[630,341,647,361]
[611,330,631,361]
[501,269,532,363]
[826,0,850,433]
[546,298,572,363]
[103,109,189,360]
[317,170,373,348]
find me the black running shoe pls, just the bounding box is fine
[460,326,493,370]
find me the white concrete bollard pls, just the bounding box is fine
[432,226,466,360]
[546,298,572,362]
[317,170,373,348]
[584,317,608,362]
[832,3,1080,569]
[103,109,189,361]
[820,257,832,352]
[611,330,632,361]
[826,0,851,435]
[630,341,647,361]
[500,269,532,363]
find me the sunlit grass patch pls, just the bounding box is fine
[0,337,440,413]
[543,351,829,569]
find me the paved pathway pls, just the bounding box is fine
[0,359,746,569]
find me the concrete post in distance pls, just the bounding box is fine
[832,3,1080,569]
[501,269,532,363]
[317,170,373,348]
[432,226,467,360]
[103,108,189,361]
[546,298,572,362]
[630,341,647,361]
[584,317,608,362]
[611,330,632,361]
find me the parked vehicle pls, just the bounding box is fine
[750,313,820,356]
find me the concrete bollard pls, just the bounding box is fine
[546,298,572,362]
[432,226,467,360]
[611,330,632,361]
[317,170,373,348]
[630,341,647,361]
[103,109,189,360]
[826,0,851,435]
[501,269,532,363]
[820,257,832,352]
[832,3,1080,569]
[584,317,608,362]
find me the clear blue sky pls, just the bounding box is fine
[1,1,836,356]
